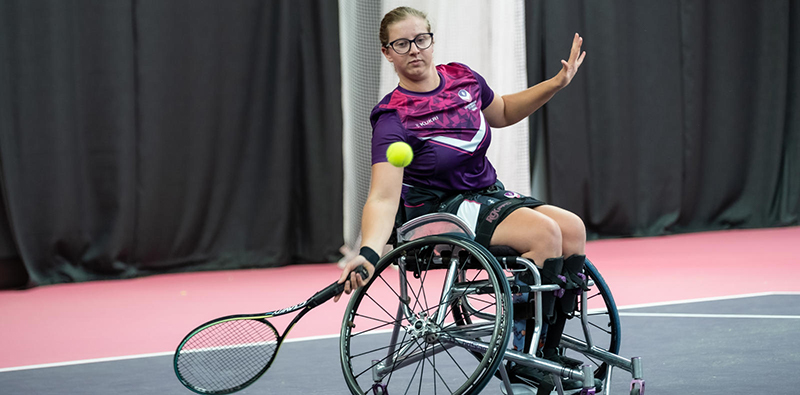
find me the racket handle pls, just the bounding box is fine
[309,266,369,307]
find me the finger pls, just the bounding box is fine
[355,271,367,288]
[339,256,368,284]
[355,263,372,289]
[343,279,352,295]
[338,262,359,284]
[365,262,375,280]
[569,34,579,54]
[338,267,350,284]
[569,34,583,62]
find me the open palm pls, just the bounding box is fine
[557,33,586,87]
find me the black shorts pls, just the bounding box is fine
[401,181,546,247]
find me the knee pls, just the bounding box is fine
[527,216,562,256]
[561,212,587,252]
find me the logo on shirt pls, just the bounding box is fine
[504,191,522,199]
[416,115,440,128]
[458,89,472,102]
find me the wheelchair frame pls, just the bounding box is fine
[339,213,645,395]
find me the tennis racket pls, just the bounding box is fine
[173,266,368,394]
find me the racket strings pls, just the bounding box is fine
[176,319,279,394]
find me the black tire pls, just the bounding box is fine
[340,235,512,395]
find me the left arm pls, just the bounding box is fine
[483,33,586,128]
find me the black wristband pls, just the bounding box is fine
[359,246,380,265]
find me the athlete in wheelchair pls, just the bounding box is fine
[335,6,644,394]
[338,212,643,395]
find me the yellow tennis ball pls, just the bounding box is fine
[386,142,413,167]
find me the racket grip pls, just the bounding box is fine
[309,265,369,307]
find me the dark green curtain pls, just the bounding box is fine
[0,0,343,287]
[527,0,799,238]
[4,0,799,288]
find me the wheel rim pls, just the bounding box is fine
[340,236,512,395]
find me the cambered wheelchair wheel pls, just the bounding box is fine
[561,258,621,381]
[340,235,513,395]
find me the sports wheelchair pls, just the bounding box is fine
[339,213,645,395]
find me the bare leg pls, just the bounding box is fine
[494,205,594,391]
[533,205,587,257]
[490,207,562,268]
[489,205,586,266]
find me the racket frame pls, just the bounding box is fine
[174,266,367,394]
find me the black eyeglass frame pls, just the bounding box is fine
[385,33,435,54]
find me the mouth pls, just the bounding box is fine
[408,59,423,66]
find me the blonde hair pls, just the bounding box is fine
[379,6,431,47]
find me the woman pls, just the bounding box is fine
[335,6,593,392]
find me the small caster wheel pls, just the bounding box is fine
[372,383,388,395]
[630,379,645,395]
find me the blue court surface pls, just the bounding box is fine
[1,292,798,394]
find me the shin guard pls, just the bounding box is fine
[542,311,603,391]
[513,257,565,353]
[539,257,565,324]
[542,311,581,368]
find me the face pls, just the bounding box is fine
[382,16,435,82]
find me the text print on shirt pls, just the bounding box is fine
[418,111,487,154]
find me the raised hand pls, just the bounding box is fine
[556,33,586,88]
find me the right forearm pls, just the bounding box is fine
[359,197,398,256]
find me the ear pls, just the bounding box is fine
[381,46,393,63]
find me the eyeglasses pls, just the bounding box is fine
[385,33,434,55]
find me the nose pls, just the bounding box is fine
[408,42,421,56]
